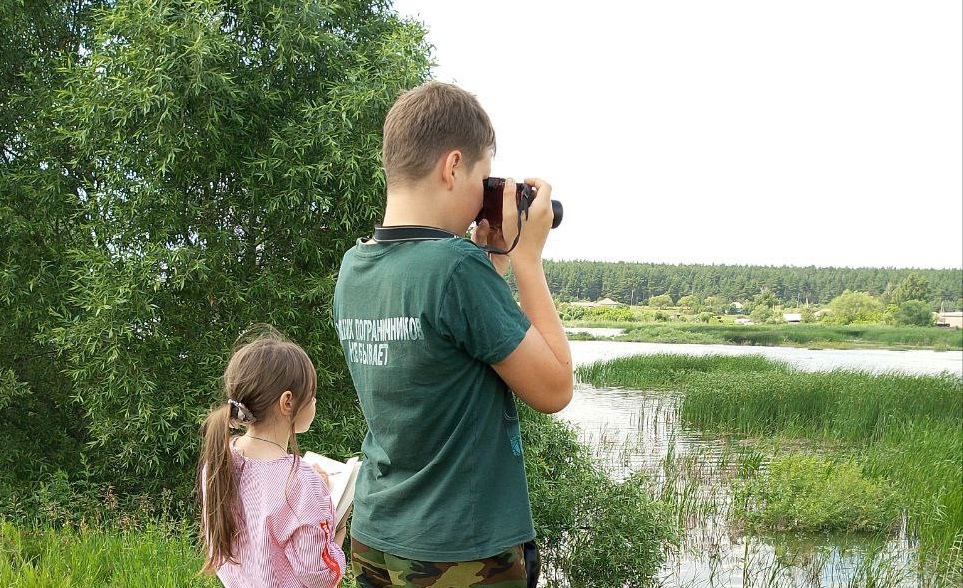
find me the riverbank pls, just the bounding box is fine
[565,322,963,351]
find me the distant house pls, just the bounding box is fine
[936,311,963,329]
[783,313,802,323]
[597,297,622,307]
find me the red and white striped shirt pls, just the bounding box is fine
[209,443,345,588]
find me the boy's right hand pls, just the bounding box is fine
[501,177,554,265]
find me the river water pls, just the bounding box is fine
[555,337,962,587]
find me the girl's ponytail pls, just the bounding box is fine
[198,402,238,574]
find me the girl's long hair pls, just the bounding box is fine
[197,327,317,574]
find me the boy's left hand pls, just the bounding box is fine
[471,219,510,276]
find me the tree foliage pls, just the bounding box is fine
[890,300,935,327]
[648,293,673,308]
[676,294,700,312]
[750,289,779,310]
[749,304,776,324]
[891,272,931,305]
[2,0,431,493]
[825,290,886,325]
[1,0,110,491]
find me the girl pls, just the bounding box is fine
[198,328,345,588]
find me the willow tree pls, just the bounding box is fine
[2,0,430,496]
[1,0,110,495]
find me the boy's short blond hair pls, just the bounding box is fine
[382,81,496,189]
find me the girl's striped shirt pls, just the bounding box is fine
[207,441,345,588]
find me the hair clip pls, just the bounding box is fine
[228,398,257,427]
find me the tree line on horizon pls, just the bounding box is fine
[521,260,963,311]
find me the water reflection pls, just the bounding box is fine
[554,341,950,587]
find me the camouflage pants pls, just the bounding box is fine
[350,538,534,588]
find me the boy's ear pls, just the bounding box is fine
[441,150,462,190]
[277,390,294,417]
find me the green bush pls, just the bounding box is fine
[733,455,901,533]
[558,303,588,321]
[521,406,672,587]
[648,294,673,309]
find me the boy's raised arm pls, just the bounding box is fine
[491,178,573,414]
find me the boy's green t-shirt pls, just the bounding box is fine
[333,237,534,561]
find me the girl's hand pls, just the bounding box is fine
[310,462,330,488]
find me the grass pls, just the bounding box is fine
[577,353,963,578]
[567,321,963,350]
[0,522,219,587]
[0,522,368,588]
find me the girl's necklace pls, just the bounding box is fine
[245,434,288,454]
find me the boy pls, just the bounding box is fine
[333,81,572,588]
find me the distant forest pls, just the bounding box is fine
[517,261,963,310]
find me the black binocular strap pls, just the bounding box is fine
[371,202,530,255]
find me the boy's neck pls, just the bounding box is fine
[382,189,468,236]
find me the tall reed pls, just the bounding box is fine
[681,370,960,441]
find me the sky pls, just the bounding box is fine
[389,0,963,270]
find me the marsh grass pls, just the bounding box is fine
[577,353,791,391]
[578,353,963,578]
[740,534,931,588]
[682,370,961,440]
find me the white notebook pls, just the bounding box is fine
[303,452,361,524]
